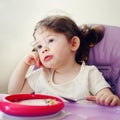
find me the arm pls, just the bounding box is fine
[88,66,120,106]
[8,51,41,94]
[95,88,120,106]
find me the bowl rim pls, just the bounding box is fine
[0,93,64,116]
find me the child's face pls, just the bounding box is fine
[34,28,76,69]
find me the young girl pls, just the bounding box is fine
[8,15,120,106]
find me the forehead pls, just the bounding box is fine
[34,28,56,39]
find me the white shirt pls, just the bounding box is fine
[27,62,110,99]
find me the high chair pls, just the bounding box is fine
[86,24,120,97]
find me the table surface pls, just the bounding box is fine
[0,94,120,120]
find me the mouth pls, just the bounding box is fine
[44,55,53,62]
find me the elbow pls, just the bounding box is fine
[8,86,20,95]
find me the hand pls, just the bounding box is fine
[95,88,120,106]
[23,51,42,67]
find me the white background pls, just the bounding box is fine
[0,0,120,93]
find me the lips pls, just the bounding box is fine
[44,55,53,62]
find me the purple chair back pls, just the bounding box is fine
[88,25,120,97]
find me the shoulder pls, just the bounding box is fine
[81,61,99,72]
[26,67,52,79]
[26,68,42,78]
[26,67,52,91]
[81,62,103,79]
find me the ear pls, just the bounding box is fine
[70,36,80,51]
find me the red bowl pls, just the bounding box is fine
[0,94,64,116]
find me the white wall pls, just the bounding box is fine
[0,0,120,93]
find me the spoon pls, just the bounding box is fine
[61,96,96,102]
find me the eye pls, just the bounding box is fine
[37,44,42,49]
[48,39,54,43]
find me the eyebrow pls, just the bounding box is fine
[33,32,58,46]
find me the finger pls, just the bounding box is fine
[99,95,119,106]
[96,94,107,105]
[32,52,42,67]
[109,97,119,106]
[104,97,113,106]
[36,57,43,67]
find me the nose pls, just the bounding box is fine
[42,47,49,53]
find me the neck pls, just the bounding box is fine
[52,61,81,84]
[56,62,80,74]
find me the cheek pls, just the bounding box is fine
[54,47,71,60]
[53,42,69,53]
[52,47,64,57]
